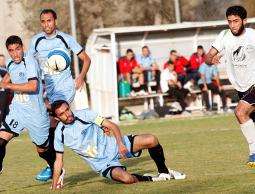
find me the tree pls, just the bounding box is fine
[17,0,175,46]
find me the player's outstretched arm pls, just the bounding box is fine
[102,119,128,159]
[0,79,38,93]
[52,153,64,190]
[75,51,91,91]
[1,74,11,83]
[205,47,220,65]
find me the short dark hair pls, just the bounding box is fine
[6,35,23,48]
[51,100,69,114]
[126,49,133,54]
[167,60,174,65]
[226,5,247,20]
[142,45,149,50]
[170,50,177,55]
[197,45,203,50]
[40,9,57,19]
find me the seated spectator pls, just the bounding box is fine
[188,45,205,82]
[160,61,190,113]
[118,49,146,94]
[198,62,227,111]
[164,50,189,86]
[137,46,161,93]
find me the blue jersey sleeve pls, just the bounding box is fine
[68,35,83,55]
[80,109,105,127]
[25,54,39,80]
[199,63,206,74]
[150,56,155,64]
[54,124,65,153]
[212,65,218,77]
[28,36,37,55]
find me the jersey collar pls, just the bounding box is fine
[43,30,59,39]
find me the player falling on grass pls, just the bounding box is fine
[50,100,186,190]
[0,36,56,176]
[206,5,255,166]
[29,9,91,181]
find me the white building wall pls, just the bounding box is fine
[0,0,31,57]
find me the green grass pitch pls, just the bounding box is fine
[1,114,255,194]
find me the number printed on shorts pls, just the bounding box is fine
[9,119,19,128]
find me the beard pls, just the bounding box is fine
[61,113,75,125]
[231,23,245,36]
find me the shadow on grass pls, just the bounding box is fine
[0,180,50,193]
[0,155,155,192]
[64,155,153,188]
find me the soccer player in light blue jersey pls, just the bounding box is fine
[29,9,91,105]
[29,9,91,181]
[0,36,56,178]
[50,100,186,190]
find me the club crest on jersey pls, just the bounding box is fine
[19,72,25,78]
[245,44,255,54]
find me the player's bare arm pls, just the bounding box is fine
[0,79,38,93]
[200,74,208,91]
[205,47,219,65]
[1,73,11,83]
[102,119,128,159]
[52,153,64,190]
[75,51,91,90]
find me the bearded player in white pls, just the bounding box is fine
[206,5,255,166]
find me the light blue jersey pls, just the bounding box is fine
[198,63,218,85]
[136,55,155,68]
[29,30,83,104]
[2,53,49,146]
[54,109,140,178]
[136,55,155,81]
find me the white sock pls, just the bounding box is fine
[240,119,255,155]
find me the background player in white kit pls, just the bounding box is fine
[206,5,255,166]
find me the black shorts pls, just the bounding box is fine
[0,91,9,124]
[238,85,255,106]
[238,85,255,121]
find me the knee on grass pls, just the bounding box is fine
[119,174,137,184]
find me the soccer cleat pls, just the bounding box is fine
[56,168,65,189]
[35,166,52,181]
[152,173,171,182]
[144,169,186,182]
[247,154,255,167]
[168,169,186,180]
